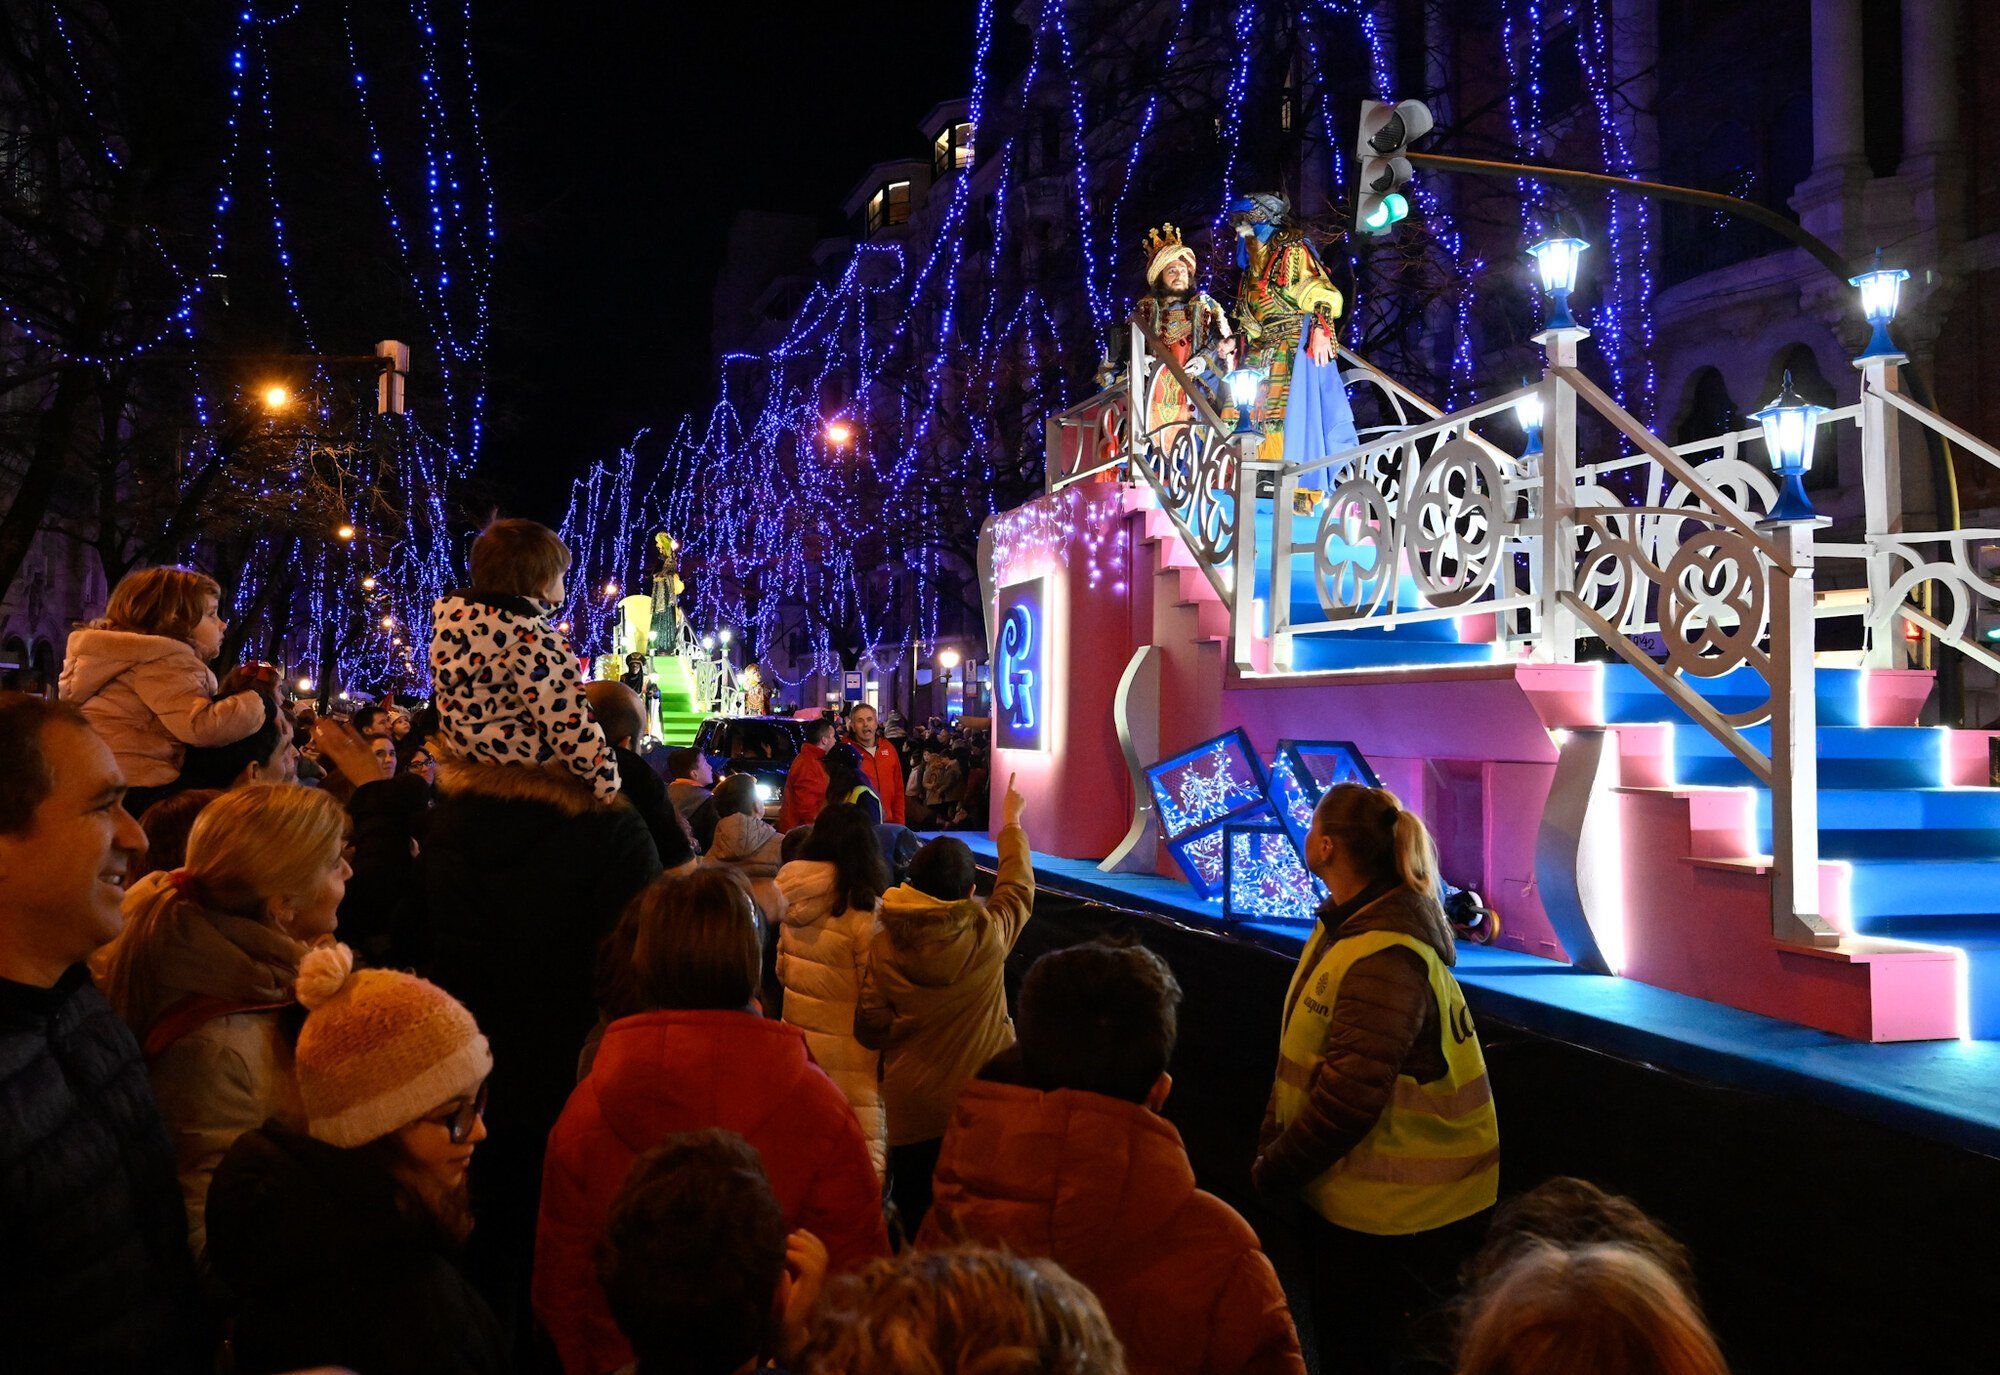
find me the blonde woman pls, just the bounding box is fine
[98,783,350,1256]
[1457,1242,1731,1375]
[1252,782,1500,1373]
[60,565,271,813]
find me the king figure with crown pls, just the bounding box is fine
[1130,224,1235,445]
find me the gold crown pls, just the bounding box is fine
[1143,224,1185,259]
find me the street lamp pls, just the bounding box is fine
[825,419,855,449]
[718,627,733,646]
[262,385,290,411]
[335,524,356,542]
[1850,249,1910,364]
[702,633,716,650]
[1223,364,1265,436]
[603,580,620,598]
[360,574,378,591]
[1528,231,1590,334]
[937,647,961,670]
[296,676,315,694]
[379,614,395,630]
[1514,385,1545,458]
[1752,370,1829,523]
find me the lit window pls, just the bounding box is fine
[867,180,912,233]
[933,122,975,178]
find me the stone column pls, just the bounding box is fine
[1900,0,1962,163]
[1791,0,1868,251]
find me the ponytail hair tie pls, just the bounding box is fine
[166,868,197,897]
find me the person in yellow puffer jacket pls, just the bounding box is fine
[856,775,1032,1239]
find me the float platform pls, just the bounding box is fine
[957,833,2000,1160]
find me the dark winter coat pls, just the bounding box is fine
[337,772,433,967]
[415,757,663,1314]
[206,1122,508,1375]
[1252,881,1456,1196]
[534,1009,889,1375]
[611,742,694,870]
[0,966,211,1374]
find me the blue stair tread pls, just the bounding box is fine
[1755,788,2000,831]
[1816,829,2000,860]
[1676,724,1944,760]
[1844,858,2000,920]
[1602,663,1868,728]
[1289,639,1496,671]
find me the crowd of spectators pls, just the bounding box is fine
[0,527,1737,1374]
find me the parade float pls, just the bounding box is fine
[980,201,2000,1080]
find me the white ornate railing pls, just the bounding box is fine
[1039,313,2000,948]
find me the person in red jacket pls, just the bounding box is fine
[779,717,835,832]
[920,939,1306,1375]
[844,703,906,825]
[534,866,888,1375]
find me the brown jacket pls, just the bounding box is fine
[1253,882,1456,1198]
[854,823,1034,1146]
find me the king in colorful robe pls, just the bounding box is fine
[1230,193,1359,507]
[1129,224,1234,446]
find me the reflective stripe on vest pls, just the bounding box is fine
[1272,922,1500,1235]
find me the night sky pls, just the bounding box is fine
[476,5,976,522]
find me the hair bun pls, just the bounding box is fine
[295,942,356,1010]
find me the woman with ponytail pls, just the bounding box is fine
[1251,783,1500,1374]
[98,783,350,1257]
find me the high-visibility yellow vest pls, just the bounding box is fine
[1273,921,1499,1235]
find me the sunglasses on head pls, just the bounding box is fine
[425,1079,490,1144]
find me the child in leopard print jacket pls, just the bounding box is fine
[429,518,621,801]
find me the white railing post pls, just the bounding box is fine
[1534,328,1585,663]
[1766,517,1841,946]
[1271,468,1297,670]
[1231,447,1261,670]
[1127,321,1148,483]
[1858,356,1907,668]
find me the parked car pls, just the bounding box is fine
[693,715,807,816]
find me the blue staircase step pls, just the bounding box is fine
[1841,858,2000,923]
[1287,637,1497,672]
[1814,828,2000,860]
[1601,663,1869,729]
[1753,787,2000,833]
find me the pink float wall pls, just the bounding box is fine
[988,487,1142,860]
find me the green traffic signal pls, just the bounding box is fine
[1362,192,1410,233]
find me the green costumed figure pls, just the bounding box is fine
[1229,193,1359,510]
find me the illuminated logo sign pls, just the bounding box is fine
[995,579,1046,751]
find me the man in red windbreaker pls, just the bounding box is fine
[778,716,835,832]
[845,702,907,825]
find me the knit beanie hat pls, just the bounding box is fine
[292,943,493,1148]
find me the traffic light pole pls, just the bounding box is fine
[1404,151,1851,287]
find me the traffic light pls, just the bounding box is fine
[1355,98,1434,234]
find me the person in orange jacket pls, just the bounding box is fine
[779,716,835,832]
[844,703,906,825]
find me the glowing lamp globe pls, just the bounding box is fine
[938,647,962,670]
[1223,365,1265,436]
[825,420,854,448]
[1514,386,1545,457]
[296,676,315,693]
[1751,371,1829,523]
[1527,233,1589,333]
[1850,252,1910,363]
[557,620,572,634]
[262,385,289,410]
[719,627,733,645]
[379,614,395,629]
[702,634,716,650]
[360,575,378,591]
[603,580,619,597]
[336,524,357,541]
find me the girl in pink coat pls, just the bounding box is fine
[60,566,269,812]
